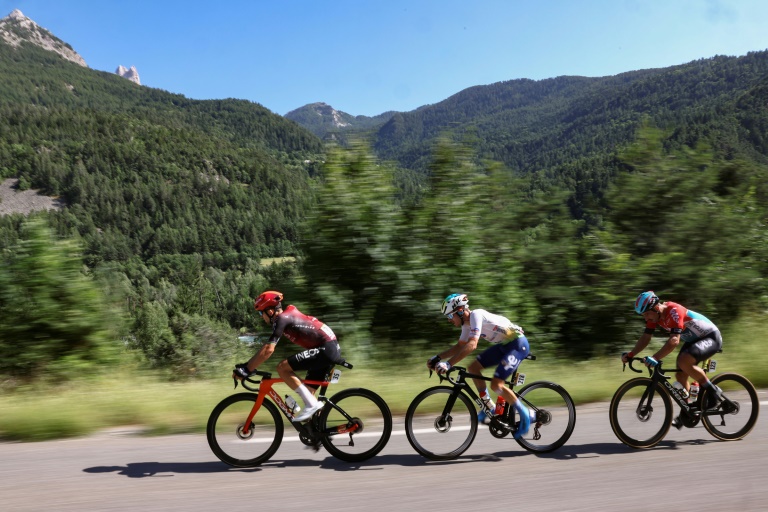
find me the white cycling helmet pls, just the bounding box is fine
[441,293,468,316]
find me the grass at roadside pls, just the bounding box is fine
[1,315,766,442]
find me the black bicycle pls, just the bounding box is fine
[404,355,576,460]
[207,360,392,466]
[609,354,759,448]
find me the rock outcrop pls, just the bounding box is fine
[115,65,141,85]
[0,9,87,67]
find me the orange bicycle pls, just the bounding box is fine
[207,360,392,466]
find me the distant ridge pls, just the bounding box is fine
[285,102,395,139]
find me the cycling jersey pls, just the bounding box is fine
[267,305,337,349]
[645,301,718,343]
[460,309,524,344]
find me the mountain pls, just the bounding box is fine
[285,102,395,139]
[0,9,86,67]
[369,53,768,178]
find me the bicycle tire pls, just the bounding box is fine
[609,377,672,448]
[318,387,393,462]
[206,393,283,467]
[699,372,759,441]
[404,386,478,461]
[514,381,576,453]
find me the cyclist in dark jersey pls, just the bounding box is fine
[233,290,341,422]
[622,291,723,428]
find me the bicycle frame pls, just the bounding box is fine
[435,361,531,426]
[626,354,719,418]
[237,366,361,440]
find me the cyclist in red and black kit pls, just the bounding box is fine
[233,290,341,422]
[622,291,724,428]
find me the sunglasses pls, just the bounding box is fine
[445,309,464,320]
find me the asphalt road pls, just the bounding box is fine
[2,394,766,512]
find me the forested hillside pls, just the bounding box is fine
[0,39,325,377]
[1,32,767,383]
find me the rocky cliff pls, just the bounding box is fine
[0,9,87,67]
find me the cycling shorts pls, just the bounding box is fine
[287,341,342,384]
[679,330,722,363]
[475,335,530,381]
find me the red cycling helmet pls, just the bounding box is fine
[254,290,284,311]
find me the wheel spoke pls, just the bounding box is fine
[609,378,671,448]
[405,387,477,460]
[206,393,283,467]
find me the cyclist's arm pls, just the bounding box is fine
[652,333,680,361]
[245,342,276,372]
[625,332,653,360]
[445,336,479,366]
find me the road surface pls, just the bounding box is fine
[1,395,766,512]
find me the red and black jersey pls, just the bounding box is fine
[645,301,718,343]
[267,305,337,349]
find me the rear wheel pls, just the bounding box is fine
[405,386,478,460]
[318,388,392,462]
[206,393,283,467]
[514,381,576,453]
[609,378,672,448]
[699,373,759,441]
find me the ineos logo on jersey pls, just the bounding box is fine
[296,348,320,361]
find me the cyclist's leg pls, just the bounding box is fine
[284,345,337,421]
[492,336,532,438]
[680,334,721,387]
[471,346,503,423]
[469,347,498,395]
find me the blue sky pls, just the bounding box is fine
[5,1,768,117]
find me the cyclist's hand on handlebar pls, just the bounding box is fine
[435,361,452,375]
[643,356,658,368]
[621,351,634,364]
[232,363,252,380]
[427,355,441,370]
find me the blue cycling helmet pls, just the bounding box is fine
[634,291,659,314]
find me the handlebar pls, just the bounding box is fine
[623,356,671,377]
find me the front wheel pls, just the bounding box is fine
[699,373,759,441]
[609,377,672,448]
[206,393,283,467]
[318,388,393,462]
[404,386,478,460]
[514,381,576,453]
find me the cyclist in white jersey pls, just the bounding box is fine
[427,293,533,438]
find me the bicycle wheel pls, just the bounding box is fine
[699,373,759,441]
[206,393,283,467]
[405,386,478,461]
[515,381,576,453]
[609,378,672,448]
[318,388,393,462]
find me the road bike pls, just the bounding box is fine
[609,353,759,448]
[207,360,392,466]
[404,355,576,460]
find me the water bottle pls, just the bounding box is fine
[285,395,301,414]
[672,381,689,400]
[689,382,700,401]
[494,397,506,416]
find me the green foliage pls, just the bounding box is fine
[0,218,122,379]
[3,37,768,383]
